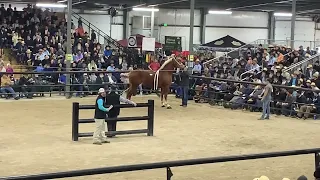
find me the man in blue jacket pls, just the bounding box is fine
[93,88,113,145]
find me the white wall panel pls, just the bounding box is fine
[159,27,201,50]
[316,30,320,41]
[129,9,201,26]
[157,9,201,26]
[111,25,123,41]
[275,19,315,48]
[205,28,268,44]
[315,30,320,48]
[206,11,268,28]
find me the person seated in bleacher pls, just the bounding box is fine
[281,89,297,116]
[18,74,35,99]
[192,59,202,75]
[245,85,263,112]
[297,83,319,119]
[306,64,316,80]
[5,63,13,75]
[0,74,19,100]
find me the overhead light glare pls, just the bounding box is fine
[132,7,159,12]
[36,3,67,8]
[208,10,232,15]
[57,0,67,3]
[274,12,292,17]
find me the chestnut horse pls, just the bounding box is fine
[123,57,184,109]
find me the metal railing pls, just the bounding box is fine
[283,53,320,74]
[239,51,293,80]
[71,11,123,49]
[201,38,320,66]
[240,66,261,80]
[2,148,320,179]
[253,39,320,50]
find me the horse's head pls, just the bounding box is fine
[171,57,185,69]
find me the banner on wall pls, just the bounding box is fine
[142,37,156,51]
[164,36,182,51]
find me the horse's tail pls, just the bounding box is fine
[122,87,129,97]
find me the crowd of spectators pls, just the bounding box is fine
[0,4,149,99]
[190,44,320,119]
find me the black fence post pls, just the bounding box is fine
[315,152,320,169]
[147,100,154,136]
[166,167,173,180]
[72,102,80,141]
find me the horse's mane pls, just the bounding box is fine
[159,58,173,71]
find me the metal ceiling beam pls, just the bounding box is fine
[70,0,320,16]
[297,4,320,12]
[227,0,291,10]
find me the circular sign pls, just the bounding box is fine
[128,37,136,47]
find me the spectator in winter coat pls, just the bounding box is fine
[0,74,19,100]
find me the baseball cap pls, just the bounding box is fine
[98,88,105,94]
[297,175,307,180]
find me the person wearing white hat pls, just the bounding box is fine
[93,88,113,145]
[253,175,269,180]
[306,64,315,80]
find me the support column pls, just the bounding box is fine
[66,0,72,98]
[151,7,155,37]
[200,8,207,44]
[123,9,128,39]
[189,0,195,53]
[291,0,296,49]
[268,12,275,44]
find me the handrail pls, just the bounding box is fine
[71,11,123,49]
[239,66,261,80]
[239,51,293,80]
[283,53,320,73]
[2,148,320,180]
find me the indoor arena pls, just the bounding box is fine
[1,0,320,180]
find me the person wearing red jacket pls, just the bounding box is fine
[148,59,160,72]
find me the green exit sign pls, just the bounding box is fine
[163,23,168,27]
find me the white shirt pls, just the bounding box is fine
[108,75,114,83]
[0,67,6,72]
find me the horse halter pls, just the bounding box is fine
[172,58,184,68]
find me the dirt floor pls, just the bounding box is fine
[0,95,320,180]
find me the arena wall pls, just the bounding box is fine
[6,3,320,50]
[275,16,318,48]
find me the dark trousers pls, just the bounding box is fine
[107,116,117,137]
[181,86,189,106]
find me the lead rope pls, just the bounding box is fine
[154,70,160,91]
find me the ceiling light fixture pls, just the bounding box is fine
[132,7,159,12]
[36,3,67,8]
[274,12,292,17]
[208,10,232,15]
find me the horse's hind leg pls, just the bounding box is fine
[125,84,135,100]
[161,92,165,107]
